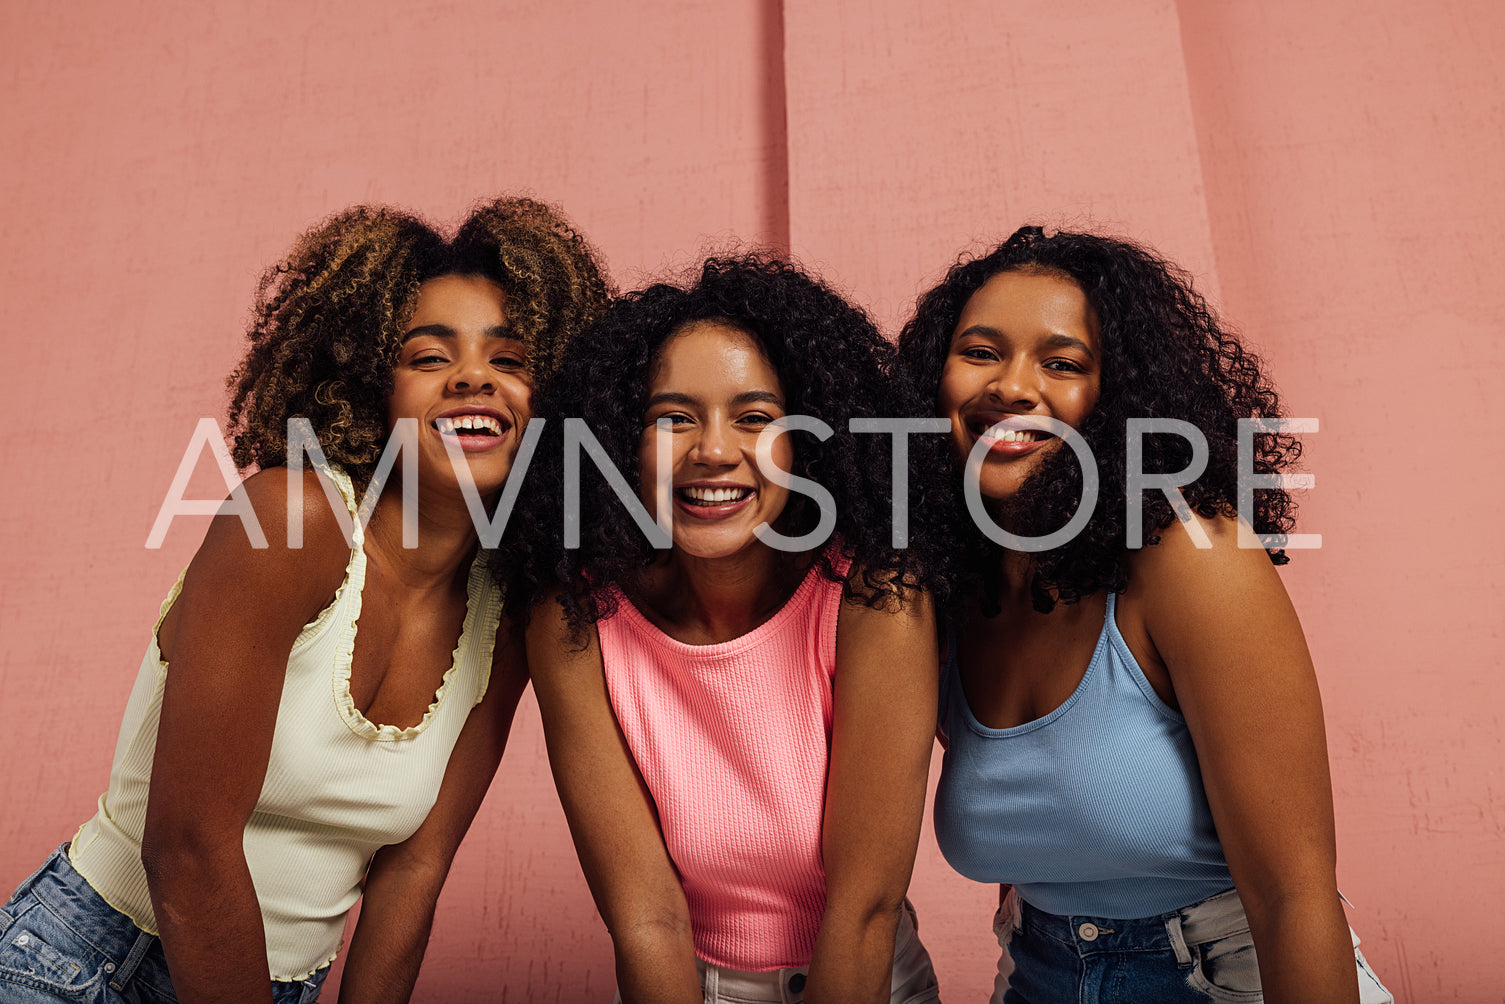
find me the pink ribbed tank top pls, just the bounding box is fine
[597,553,850,972]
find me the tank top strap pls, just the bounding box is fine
[319,462,366,551]
[937,623,959,745]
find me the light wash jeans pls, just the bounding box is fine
[616,899,940,1003]
[0,846,327,1004]
[992,886,1392,1004]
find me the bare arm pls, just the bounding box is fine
[526,598,700,1004]
[1130,514,1358,1004]
[142,468,349,1004]
[804,585,938,1004]
[337,623,530,1002]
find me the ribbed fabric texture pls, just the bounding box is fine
[69,466,500,980]
[933,592,1235,919]
[597,554,850,972]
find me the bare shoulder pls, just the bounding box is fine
[1126,510,1285,598]
[177,467,350,618]
[840,562,934,621]
[524,589,602,677]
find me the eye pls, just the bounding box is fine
[647,411,694,428]
[959,345,1000,362]
[411,352,449,367]
[738,411,775,427]
[491,353,526,369]
[1044,358,1087,373]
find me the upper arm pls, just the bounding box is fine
[823,580,939,909]
[1128,514,1338,905]
[144,468,351,853]
[524,597,689,936]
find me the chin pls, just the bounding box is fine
[672,533,760,561]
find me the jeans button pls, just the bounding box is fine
[788,971,807,993]
[1078,922,1099,941]
[14,934,28,946]
[104,962,116,973]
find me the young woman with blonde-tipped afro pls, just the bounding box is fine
[227,196,611,487]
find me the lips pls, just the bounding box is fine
[966,416,1056,456]
[673,482,756,519]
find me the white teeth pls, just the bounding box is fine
[437,414,503,435]
[982,427,1040,443]
[682,487,749,503]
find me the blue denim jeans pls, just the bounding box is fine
[0,846,327,1003]
[992,887,1392,1004]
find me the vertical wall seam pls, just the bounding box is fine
[1171,0,1227,307]
[762,0,791,253]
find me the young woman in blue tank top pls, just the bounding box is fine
[896,227,1392,1004]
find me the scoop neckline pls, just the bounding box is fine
[952,593,1115,739]
[324,465,498,741]
[336,548,493,740]
[610,554,838,659]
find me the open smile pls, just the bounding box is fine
[433,408,512,452]
[674,484,757,519]
[967,419,1056,457]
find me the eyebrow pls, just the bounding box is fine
[401,324,517,343]
[956,325,1096,359]
[645,390,786,409]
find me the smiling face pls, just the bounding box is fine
[937,268,1102,501]
[638,321,793,561]
[387,273,532,497]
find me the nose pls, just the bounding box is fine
[448,353,495,394]
[986,357,1040,409]
[690,418,737,467]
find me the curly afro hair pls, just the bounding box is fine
[226,196,610,487]
[896,225,1302,614]
[503,253,960,634]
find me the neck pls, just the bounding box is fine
[996,549,1037,597]
[362,477,485,589]
[643,542,809,643]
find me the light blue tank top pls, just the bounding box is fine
[934,592,1235,919]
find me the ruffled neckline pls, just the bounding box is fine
[320,466,499,742]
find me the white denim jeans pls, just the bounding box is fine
[616,899,940,1004]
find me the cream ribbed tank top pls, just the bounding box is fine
[69,465,501,980]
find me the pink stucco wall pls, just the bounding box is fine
[2,2,1499,1000]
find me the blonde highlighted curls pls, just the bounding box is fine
[226,197,611,486]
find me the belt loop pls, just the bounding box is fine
[1164,911,1192,968]
[109,929,155,991]
[702,962,718,1004]
[1009,887,1023,933]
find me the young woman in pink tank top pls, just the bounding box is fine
[508,256,956,1003]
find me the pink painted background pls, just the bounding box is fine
[2,2,1500,1001]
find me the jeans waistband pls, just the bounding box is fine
[695,899,925,1003]
[1013,886,1247,960]
[20,845,176,996]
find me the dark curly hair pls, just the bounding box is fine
[503,253,959,635]
[227,196,610,487]
[896,226,1301,614]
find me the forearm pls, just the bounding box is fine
[611,920,701,1004]
[145,844,274,1004]
[804,900,902,1004]
[1246,890,1358,1004]
[337,852,450,1003]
